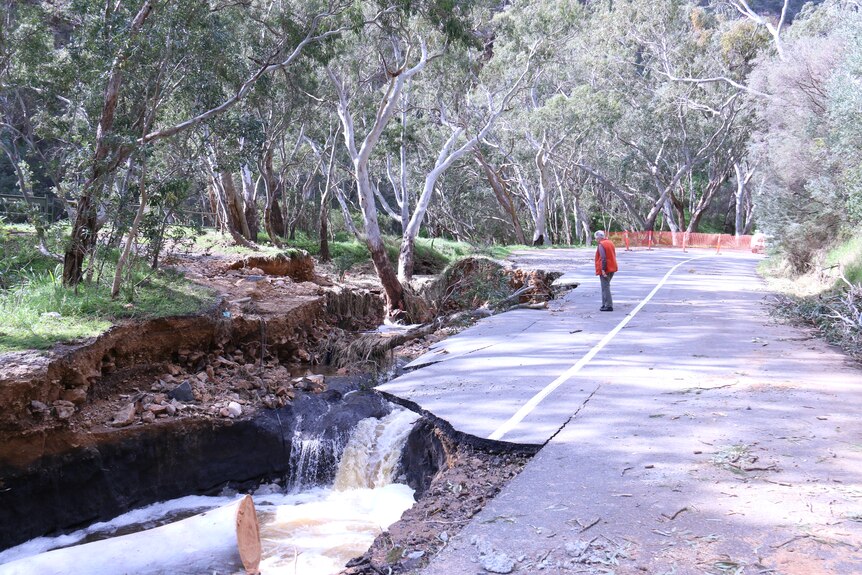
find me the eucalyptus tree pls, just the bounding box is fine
[746,1,862,270]
[60,0,158,286]
[479,0,587,245]
[325,0,492,318]
[388,42,533,280]
[0,0,87,256]
[47,0,355,287]
[472,145,527,244]
[547,0,747,233]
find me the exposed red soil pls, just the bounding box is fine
[0,251,385,460]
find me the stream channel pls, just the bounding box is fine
[0,390,438,575]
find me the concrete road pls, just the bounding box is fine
[378,248,862,574]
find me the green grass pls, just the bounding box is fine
[0,267,212,352]
[191,228,282,256]
[761,228,862,295]
[279,232,489,275]
[825,230,862,285]
[0,225,213,353]
[189,227,573,272]
[0,217,592,353]
[760,229,862,361]
[0,224,66,290]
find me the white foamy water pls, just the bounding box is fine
[0,408,420,575]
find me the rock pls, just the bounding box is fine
[167,364,182,376]
[471,537,515,574]
[165,403,177,416]
[141,411,156,423]
[295,349,311,362]
[219,407,232,418]
[195,371,208,383]
[61,388,88,405]
[52,400,76,420]
[306,374,325,385]
[40,311,62,319]
[110,403,138,427]
[401,550,426,570]
[305,374,325,391]
[253,483,282,496]
[206,365,215,380]
[227,402,242,418]
[29,401,50,416]
[167,381,195,402]
[479,552,515,574]
[148,404,168,415]
[295,378,315,392]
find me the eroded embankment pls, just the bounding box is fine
[0,388,452,551]
[0,284,383,436]
[0,253,551,558]
[0,256,391,549]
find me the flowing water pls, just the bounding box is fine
[0,408,420,575]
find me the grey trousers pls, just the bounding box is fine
[600,272,614,309]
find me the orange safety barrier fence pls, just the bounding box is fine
[608,231,765,253]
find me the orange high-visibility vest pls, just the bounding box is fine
[595,239,619,275]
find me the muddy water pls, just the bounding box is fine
[0,409,420,575]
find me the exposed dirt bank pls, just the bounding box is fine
[0,249,557,565]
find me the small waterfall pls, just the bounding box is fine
[285,432,343,493]
[334,409,420,490]
[258,407,422,574]
[0,406,424,575]
[285,407,420,493]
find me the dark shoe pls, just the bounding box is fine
[600,307,613,312]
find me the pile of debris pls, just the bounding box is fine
[101,356,329,428]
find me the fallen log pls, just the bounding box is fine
[0,495,261,575]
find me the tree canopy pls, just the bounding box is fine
[1,0,858,314]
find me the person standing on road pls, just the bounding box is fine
[594,230,618,312]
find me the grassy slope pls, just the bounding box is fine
[760,229,862,359]
[1,226,543,353]
[0,225,212,352]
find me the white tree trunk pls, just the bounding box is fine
[328,42,429,317]
[334,186,362,240]
[663,197,680,233]
[240,164,258,240]
[533,147,550,245]
[733,161,754,236]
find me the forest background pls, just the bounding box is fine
[0,0,860,348]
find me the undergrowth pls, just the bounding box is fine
[0,220,556,353]
[0,224,212,353]
[763,230,862,361]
